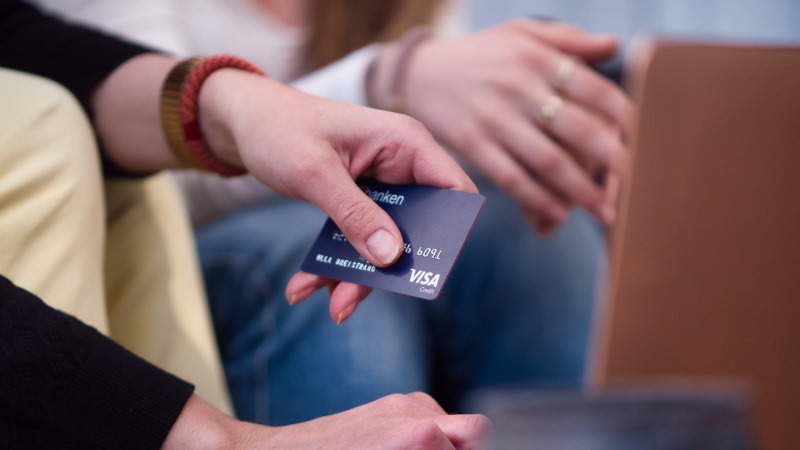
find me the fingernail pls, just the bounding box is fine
[366,229,400,266]
[287,287,313,305]
[336,303,358,325]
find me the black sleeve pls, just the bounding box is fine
[0,274,194,450]
[0,0,152,110]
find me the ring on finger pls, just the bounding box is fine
[555,59,576,92]
[539,95,564,130]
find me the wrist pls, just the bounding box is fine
[162,395,237,449]
[366,26,433,113]
[196,68,253,170]
[160,55,266,177]
[163,395,280,449]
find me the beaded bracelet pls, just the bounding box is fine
[366,26,433,113]
[160,55,266,177]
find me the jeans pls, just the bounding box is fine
[196,180,606,425]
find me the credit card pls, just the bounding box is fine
[301,177,486,300]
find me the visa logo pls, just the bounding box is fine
[409,269,440,287]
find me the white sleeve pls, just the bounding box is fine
[290,44,381,106]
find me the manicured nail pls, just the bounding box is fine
[366,229,400,266]
[336,303,358,325]
[287,287,312,305]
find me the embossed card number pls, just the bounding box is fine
[301,177,485,300]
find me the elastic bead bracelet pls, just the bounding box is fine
[386,26,433,113]
[366,26,433,113]
[160,55,266,177]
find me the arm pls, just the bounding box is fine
[0,275,192,449]
[3,0,475,321]
[92,54,476,321]
[164,392,490,449]
[0,275,491,449]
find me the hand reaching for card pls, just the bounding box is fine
[195,71,478,323]
[299,179,485,321]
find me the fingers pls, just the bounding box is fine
[328,281,372,324]
[285,271,334,305]
[297,165,404,267]
[404,393,492,450]
[437,19,632,230]
[468,136,570,228]
[509,18,618,62]
[511,29,632,225]
[535,94,630,179]
[351,113,479,194]
[301,112,476,268]
[384,393,492,450]
[487,105,613,224]
[432,414,492,450]
[407,392,448,414]
[405,421,457,450]
[285,272,374,324]
[546,55,634,128]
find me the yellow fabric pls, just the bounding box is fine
[104,174,232,414]
[0,68,232,415]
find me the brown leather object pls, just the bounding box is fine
[591,39,800,450]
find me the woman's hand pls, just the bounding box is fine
[400,19,634,233]
[163,392,491,449]
[198,69,477,323]
[92,53,476,323]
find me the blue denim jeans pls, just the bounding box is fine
[196,180,606,425]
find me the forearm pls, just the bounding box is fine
[90,53,181,173]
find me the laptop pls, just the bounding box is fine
[588,38,800,450]
[469,38,800,450]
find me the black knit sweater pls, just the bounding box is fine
[0,275,194,449]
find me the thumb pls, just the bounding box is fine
[306,174,403,268]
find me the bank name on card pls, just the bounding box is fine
[301,178,485,300]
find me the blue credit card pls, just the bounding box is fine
[301,177,486,300]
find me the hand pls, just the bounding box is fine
[198,70,478,323]
[400,19,634,233]
[163,393,491,449]
[91,55,476,323]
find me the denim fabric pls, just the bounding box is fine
[196,179,606,425]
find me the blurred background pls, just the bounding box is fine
[467,0,800,45]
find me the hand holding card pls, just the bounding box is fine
[300,178,485,302]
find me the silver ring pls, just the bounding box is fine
[539,95,564,129]
[555,59,576,92]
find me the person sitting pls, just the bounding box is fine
[31,0,633,425]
